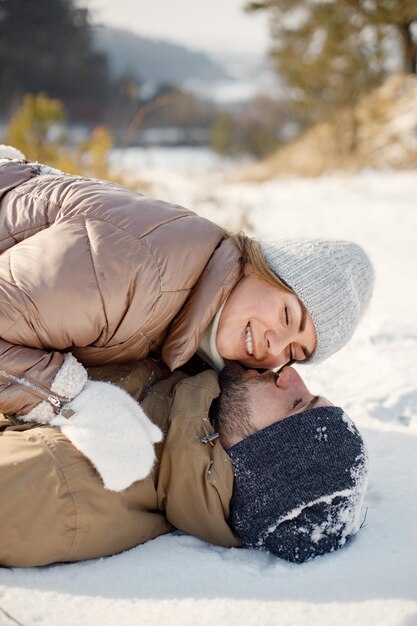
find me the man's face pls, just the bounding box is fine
[214,363,332,449]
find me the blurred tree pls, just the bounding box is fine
[122,85,217,147]
[79,125,113,179]
[343,0,417,74]
[5,92,114,178]
[241,119,278,158]
[0,0,111,121]
[210,112,236,155]
[141,86,216,129]
[210,97,284,159]
[246,1,416,124]
[245,97,290,156]
[5,92,66,163]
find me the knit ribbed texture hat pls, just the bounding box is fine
[227,406,368,563]
[262,239,374,363]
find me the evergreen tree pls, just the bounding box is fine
[342,0,417,74]
[0,0,111,121]
[246,0,417,122]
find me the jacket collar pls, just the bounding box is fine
[162,238,242,370]
[157,370,243,548]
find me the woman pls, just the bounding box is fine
[0,151,374,426]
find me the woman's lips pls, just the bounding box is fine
[245,322,253,356]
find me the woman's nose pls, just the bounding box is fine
[266,330,286,354]
[265,330,288,365]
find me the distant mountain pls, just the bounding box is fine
[93,26,226,86]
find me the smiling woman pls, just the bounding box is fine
[216,269,316,369]
[0,153,373,430]
[210,232,374,372]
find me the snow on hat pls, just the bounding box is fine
[262,239,374,363]
[227,406,368,563]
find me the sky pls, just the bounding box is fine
[83,0,270,57]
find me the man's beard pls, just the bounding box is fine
[211,363,257,449]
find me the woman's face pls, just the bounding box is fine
[216,269,317,370]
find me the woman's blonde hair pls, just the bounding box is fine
[231,232,294,294]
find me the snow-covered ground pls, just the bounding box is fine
[1,152,416,626]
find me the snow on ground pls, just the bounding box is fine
[1,150,416,626]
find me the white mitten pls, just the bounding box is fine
[51,380,163,492]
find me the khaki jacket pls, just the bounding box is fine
[0,360,242,567]
[0,160,242,416]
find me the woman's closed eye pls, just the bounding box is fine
[288,343,295,363]
[284,306,291,326]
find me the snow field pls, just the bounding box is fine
[0,160,416,625]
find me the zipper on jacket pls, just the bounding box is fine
[0,370,66,414]
[200,431,219,446]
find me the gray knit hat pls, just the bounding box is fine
[227,406,368,563]
[262,239,374,363]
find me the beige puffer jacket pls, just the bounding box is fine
[0,159,242,418]
[0,362,242,567]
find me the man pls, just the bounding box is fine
[0,359,368,567]
[212,363,368,563]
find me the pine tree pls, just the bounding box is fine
[0,0,111,121]
[342,0,417,74]
[246,0,417,123]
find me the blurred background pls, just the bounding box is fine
[1,7,417,623]
[0,0,416,181]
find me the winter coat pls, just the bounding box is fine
[0,360,242,567]
[0,159,242,418]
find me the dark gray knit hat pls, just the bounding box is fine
[262,239,374,363]
[227,406,368,563]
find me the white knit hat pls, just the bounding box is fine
[262,239,374,363]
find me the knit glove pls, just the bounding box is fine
[50,380,163,492]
